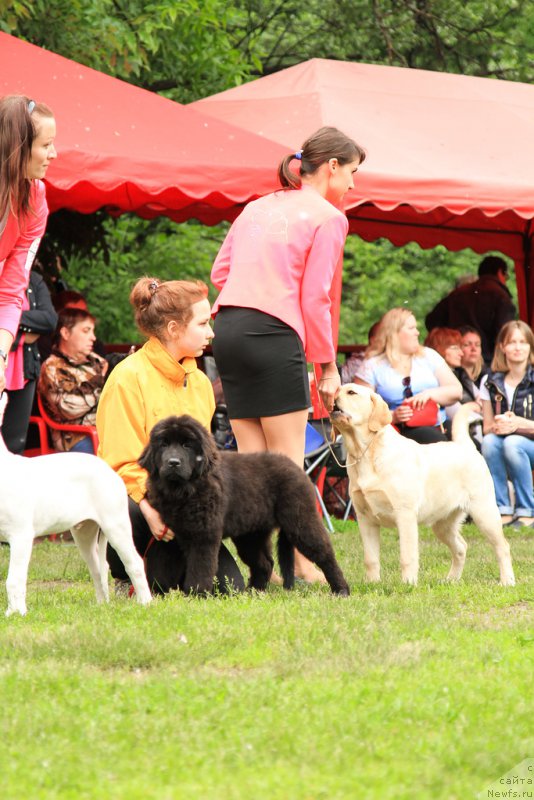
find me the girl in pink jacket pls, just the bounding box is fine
[211,126,365,583]
[0,95,57,392]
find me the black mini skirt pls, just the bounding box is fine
[212,307,311,418]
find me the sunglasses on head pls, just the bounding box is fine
[402,376,413,399]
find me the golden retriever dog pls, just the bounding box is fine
[330,384,515,586]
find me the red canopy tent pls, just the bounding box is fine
[192,58,534,322]
[0,33,286,225]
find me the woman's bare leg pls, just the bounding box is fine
[230,418,282,584]
[230,418,268,454]
[260,411,308,467]
[261,411,327,584]
[231,411,327,583]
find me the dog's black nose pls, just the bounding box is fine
[167,457,182,468]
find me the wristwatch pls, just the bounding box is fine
[0,348,8,366]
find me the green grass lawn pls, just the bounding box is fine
[0,522,532,800]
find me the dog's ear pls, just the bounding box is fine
[368,393,392,432]
[138,440,156,474]
[194,426,219,476]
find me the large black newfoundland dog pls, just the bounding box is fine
[139,415,350,596]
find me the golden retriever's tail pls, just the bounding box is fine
[451,404,478,448]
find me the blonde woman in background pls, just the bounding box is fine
[355,307,461,444]
[459,326,488,388]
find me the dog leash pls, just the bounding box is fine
[127,530,164,598]
[311,365,361,469]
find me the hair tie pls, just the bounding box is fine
[148,280,159,295]
[27,100,36,115]
[294,150,302,161]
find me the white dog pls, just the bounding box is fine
[0,396,151,615]
[331,384,515,586]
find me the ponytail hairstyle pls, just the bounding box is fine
[0,94,55,220]
[277,126,366,190]
[130,276,209,341]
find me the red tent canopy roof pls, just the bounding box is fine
[0,33,286,223]
[192,59,534,258]
[192,58,534,319]
[193,58,534,220]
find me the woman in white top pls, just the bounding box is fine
[355,308,462,444]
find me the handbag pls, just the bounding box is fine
[403,399,439,428]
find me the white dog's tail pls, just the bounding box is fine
[451,404,478,448]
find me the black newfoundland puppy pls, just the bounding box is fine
[139,415,350,596]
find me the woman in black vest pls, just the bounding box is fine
[480,320,534,528]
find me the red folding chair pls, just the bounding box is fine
[35,393,99,454]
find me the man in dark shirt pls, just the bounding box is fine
[425,255,515,365]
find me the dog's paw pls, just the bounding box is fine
[5,606,27,617]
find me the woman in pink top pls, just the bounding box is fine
[211,126,365,582]
[0,95,57,393]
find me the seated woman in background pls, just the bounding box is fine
[354,307,461,443]
[96,276,244,596]
[341,321,380,385]
[37,308,107,453]
[38,288,107,362]
[459,325,488,392]
[424,326,483,443]
[480,320,534,528]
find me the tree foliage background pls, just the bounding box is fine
[1,0,530,342]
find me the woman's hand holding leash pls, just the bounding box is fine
[318,364,341,412]
[139,498,175,542]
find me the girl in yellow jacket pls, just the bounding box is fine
[96,276,244,595]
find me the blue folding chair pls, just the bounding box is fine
[304,422,334,532]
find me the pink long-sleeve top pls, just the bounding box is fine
[0,180,48,337]
[211,185,348,364]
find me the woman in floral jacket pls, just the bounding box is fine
[38,307,107,452]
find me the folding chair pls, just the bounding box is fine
[35,393,99,453]
[307,418,356,523]
[25,413,52,456]
[322,438,355,522]
[304,422,334,532]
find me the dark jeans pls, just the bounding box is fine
[1,380,36,454]
[70,436,95,454]
[398,424,447,444]
[107,497,245,595]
